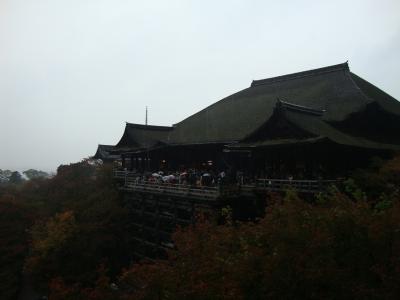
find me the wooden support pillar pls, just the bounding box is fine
[156,197,160,245]
[190,199,195,225]
[122,155,126,169]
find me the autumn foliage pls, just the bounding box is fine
[111,156,400,299]
[0,195,32,300]
[2,156,400,299]
[1,161,134,299]
[118,190,400,299]
[22,161,135,291]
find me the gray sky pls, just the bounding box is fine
[1,0,399,172]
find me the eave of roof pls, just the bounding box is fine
[226,137,327,149]
[115,123,173,149]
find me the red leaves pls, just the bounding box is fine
[48,278,78,300]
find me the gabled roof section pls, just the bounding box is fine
[239,100,318,143]
[277,102,400,150]
[93,144,120,160]
[115,123,173,150]
[228,100,400,150]
[169,62,400,145]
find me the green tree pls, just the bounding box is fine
[23,169,49,180]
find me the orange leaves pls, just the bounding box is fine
[32,211,78,258]
[25,211,78,284]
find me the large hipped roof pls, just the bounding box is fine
[110,62,400,152]
[168,62,400,145]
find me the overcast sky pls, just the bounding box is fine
[0,0,399,172]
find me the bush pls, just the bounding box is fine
[350,154,400,204]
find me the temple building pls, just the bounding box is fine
[93,62,400,259]
[96,62,400,179]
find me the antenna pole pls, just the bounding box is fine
[145,106,148,125]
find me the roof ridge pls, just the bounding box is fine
[279,100,325,116]
[126,123,173,131]
[251,62,349,87]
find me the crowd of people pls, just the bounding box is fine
[135,169,229,187]
[120,165,333,188]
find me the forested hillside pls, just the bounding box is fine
[1,157,400,299]
[0,162,134,299]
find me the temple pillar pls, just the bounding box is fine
[122,155,126,169]
[130,154,134,171]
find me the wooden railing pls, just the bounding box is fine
[123,177,218,200]
[254,178,339,193]
[114,170,138,179]
[114,170,340,196]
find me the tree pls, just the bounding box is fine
[118,190,400,299]
[9,171,23,184]
[0,195,32,299]
[24,162,135,293]
[25,211,79,289]
[23,169,49,180]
